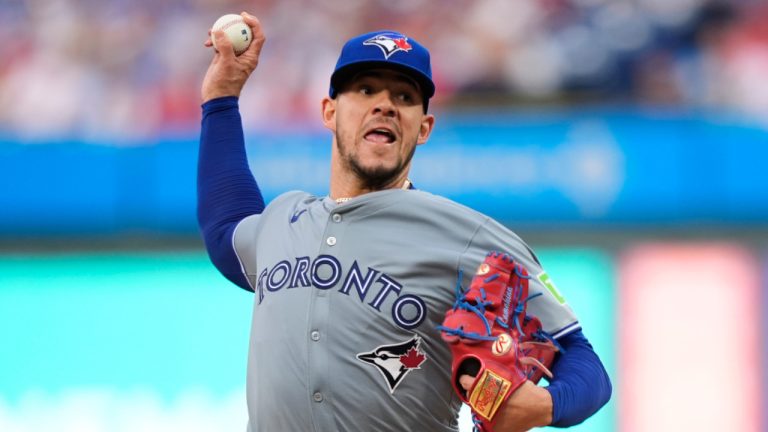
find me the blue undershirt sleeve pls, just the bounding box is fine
[545,329,612,427]
[198,96,265,291]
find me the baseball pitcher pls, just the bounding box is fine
[198,12,611,432]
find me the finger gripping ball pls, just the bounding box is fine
[211,14,252,55]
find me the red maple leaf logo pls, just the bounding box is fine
[394,38,412,52]
[399,347,426,369]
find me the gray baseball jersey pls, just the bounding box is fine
[233,188,579,432]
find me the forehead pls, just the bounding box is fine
[347,68,422,92]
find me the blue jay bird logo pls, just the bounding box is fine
[363,33,413,59]
[357,335,427,393]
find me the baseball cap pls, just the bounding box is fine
[329,30,435,108]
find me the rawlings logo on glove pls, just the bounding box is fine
[438,252,560,432]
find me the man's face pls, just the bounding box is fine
[322,69,435,190]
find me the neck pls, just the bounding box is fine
[331,177,412,203]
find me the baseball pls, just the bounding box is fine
[211,14,252,55]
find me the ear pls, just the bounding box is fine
[321,96,336,132]
[416,114,436,145]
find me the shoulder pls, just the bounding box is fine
[400,189,537,258]
[234,190,318,235]
[232,190,321,267]
[407,191,540,270]
[268,190,318,208]
[392,189,532,252]
[401,190,491,224]
[259,190,325,217]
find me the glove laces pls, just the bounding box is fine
[437,268,534,342]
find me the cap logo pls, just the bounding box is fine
[363,33,413,60]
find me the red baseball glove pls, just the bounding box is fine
[439,252,558,431]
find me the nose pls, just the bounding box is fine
[371,90,397,117]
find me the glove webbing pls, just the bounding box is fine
[437,269,537,342]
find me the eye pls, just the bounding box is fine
[359,85,372,95]
[398,92,413,103]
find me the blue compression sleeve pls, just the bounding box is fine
[546,329,612,427]
[198,96,265,290]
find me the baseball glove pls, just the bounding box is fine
[438,252,558,432]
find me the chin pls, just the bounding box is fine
[350,160,403,190]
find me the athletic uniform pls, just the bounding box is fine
[198,27,611,432]
[232,190,579,431]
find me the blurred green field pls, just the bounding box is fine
[0,252,252,399]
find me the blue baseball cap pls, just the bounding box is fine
[329,30,435,107]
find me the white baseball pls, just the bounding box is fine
[211,14,253,55]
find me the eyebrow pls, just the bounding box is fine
[352,70,422,94]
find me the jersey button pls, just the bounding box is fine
[332,214,342,223]
[313,392,324,403]
[326,236,337,246]
[311,330,320,341]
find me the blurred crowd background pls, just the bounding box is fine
[1,0,768,139]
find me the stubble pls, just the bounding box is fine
[335,131,416,191]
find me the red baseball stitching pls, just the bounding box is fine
[218,18,244,32]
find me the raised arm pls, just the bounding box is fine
[197,13,266,290]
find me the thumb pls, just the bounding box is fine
[459,374,476,391]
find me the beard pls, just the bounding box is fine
[336,132,416,191]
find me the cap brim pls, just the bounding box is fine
[330,61,435,100]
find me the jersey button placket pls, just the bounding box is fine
[306,210,344,429]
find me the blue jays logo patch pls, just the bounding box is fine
[363,33,413,59]
[357,334,427,393]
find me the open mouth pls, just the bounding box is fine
[364,128,396,144]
